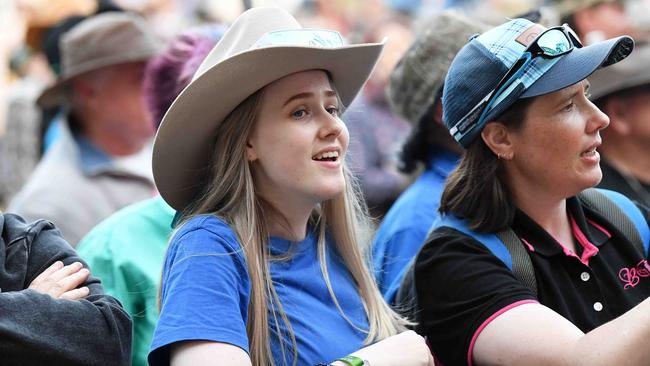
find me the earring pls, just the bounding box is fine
[497,153,513,161]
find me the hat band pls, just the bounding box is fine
[253,28,345,49]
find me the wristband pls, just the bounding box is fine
[337,355,369,366]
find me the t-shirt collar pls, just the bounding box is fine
[512,196,610,257]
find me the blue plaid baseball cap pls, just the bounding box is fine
[443,18,634,148]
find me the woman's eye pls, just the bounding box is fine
[292,109,308,119]
[563,101,575,112]
[327,107,339,116]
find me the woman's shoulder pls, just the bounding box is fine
[169,215,243,258]
[174,215,236,238]
[418,225,505,264]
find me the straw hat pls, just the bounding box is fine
[152,6,385,211]
[37,12,161,107]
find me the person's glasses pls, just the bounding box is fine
[449,24,583,144]
[253,29,345,49]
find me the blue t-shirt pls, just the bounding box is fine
[149,215,369,365]
[372,149,459,304]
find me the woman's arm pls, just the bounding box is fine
[474,299,650,366]
[170,330,433,366]
[0,215,132,366]
[330,331,433,366]
[149,218,253,365]
[171,341,252,366]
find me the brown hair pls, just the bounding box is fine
[439,97,534,233]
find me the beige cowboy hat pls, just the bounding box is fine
[36,11,161,107]
[152,6,385,211]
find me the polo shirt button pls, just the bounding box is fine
[580,272,590,282]
[593,302,603,312]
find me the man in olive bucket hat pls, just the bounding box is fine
[9,12,162,245]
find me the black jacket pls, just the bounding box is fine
[0,213,132,365]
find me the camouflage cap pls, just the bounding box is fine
[387,11,488,125]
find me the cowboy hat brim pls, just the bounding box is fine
[153,42,385,211]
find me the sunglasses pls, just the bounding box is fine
[449,24,583,144]
[253,28,345,49]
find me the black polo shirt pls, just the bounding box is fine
[414,196,650,366]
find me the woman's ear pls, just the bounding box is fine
[481,122,515,160]
[246,142,257,162]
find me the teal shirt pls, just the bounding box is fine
[77,196,175,366]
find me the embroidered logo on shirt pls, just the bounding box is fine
[618,259,650,289]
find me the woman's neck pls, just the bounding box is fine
[262,197,314,241]
[266,215,309,242]
[510,184,575,253]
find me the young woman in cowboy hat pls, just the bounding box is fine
[147,7,432,366]
[411,17,650,366]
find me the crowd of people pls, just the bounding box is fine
[2,0,650,365]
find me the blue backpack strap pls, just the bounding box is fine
[394,217,514,328]
[432,214,538,294]
[586,188,650,257]
[432,214,513,270]
[395,214,538,324]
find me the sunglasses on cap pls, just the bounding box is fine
[449,24,583,143]
[253,28,345,49]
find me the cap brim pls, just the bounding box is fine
[589,42,650,100]
[153,42,385,211]
[36,78,74,108]
[522,36,634,98]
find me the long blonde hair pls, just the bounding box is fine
[180,84,408,366]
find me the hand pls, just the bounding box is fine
[343,330,434,366]
[28,261,90,300]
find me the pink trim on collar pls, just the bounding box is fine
[520,238,535,252]
[586,218,612,239]
[569,215,600,265]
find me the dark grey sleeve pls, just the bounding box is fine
[0,215,132,366]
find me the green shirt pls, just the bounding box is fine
[77,196,175,366]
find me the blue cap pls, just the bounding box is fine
[442,18,634,148]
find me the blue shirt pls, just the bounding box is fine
[74,135,113,175]
[372,149,459,303]
[149,215,369,366]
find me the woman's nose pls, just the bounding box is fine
[318,110,344,139]
[588,102,610,133]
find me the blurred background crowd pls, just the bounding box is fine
[4,1,650,365]
[2,0,650,221]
